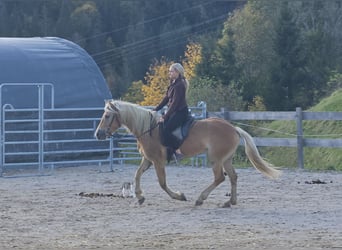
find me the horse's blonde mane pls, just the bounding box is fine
[109,100,158,136]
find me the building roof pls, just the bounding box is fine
[0,37,111,108]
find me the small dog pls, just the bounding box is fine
[121,182,135,198]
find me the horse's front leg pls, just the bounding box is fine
[134,157,152,205]
[154,162,187,201]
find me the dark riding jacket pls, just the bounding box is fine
[154,77,188,120]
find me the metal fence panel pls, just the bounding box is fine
[1,103,208,177]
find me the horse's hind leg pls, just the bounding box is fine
[195,161,225,206]
[223,157,237,207]
[154,162,187,201]
[134,157,152,204]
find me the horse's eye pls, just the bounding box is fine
[105,115,110,119]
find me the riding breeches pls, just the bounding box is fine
[159,106,188,149]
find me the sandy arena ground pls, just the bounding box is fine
[0,164,341,250]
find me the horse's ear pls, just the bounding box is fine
[104,100,116,112]
[112,101,120,111]
[104,99,113,106]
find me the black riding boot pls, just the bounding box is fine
[166,147,174,163]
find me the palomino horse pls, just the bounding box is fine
[95,100,281,208]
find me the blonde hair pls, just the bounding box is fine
[170,63,189,93]
[171,63,184,77]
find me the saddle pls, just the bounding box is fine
[159,115,195,162]
[171,115,195,143]
[159,115,195,150]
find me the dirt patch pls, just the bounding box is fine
[0,164,341,249]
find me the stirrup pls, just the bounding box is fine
[173,152,184,162]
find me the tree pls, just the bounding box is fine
[0,2,10,36]
[0,0,238,99]
[207,2,277,105]
[55,0,74,38]
[140,58,171,106]
[182,42,202,81]
[325,71,342,97]
[140,42,202,106]
[188,76,244,111]
[210,21,239,85]
[122,80,144,104]
[70,1,102,52]
[268,2,306,110]
[204,0,342,110]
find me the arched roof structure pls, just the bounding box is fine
[0,37,111,108]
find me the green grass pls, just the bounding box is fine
[309,89,342,112]
[258,89,342,171]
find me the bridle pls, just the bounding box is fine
[104,105,121,137]
[104,102,158,139]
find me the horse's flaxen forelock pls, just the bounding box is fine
[110,100,158,136]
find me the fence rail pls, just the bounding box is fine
[0,103,207,177]
[1,82,340,175]
[210,107,342,168]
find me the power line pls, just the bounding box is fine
[95,23,220,67]
[93,14,227,67]
[76,0,214,43]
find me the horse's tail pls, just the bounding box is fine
[235,126,281,179]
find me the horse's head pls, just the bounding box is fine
[95,100,122,140]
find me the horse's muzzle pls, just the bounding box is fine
[95,129,107,140]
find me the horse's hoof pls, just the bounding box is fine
[230,200,237,205]
[221,201,231,208]
[180,193,187,201]
[195,200,203,206]
[138,197,145,205]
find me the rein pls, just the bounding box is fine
[136,123,158,139]
[136,112,158,139]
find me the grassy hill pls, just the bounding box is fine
[258,89,342,170]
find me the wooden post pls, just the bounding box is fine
[296,107,304,168]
